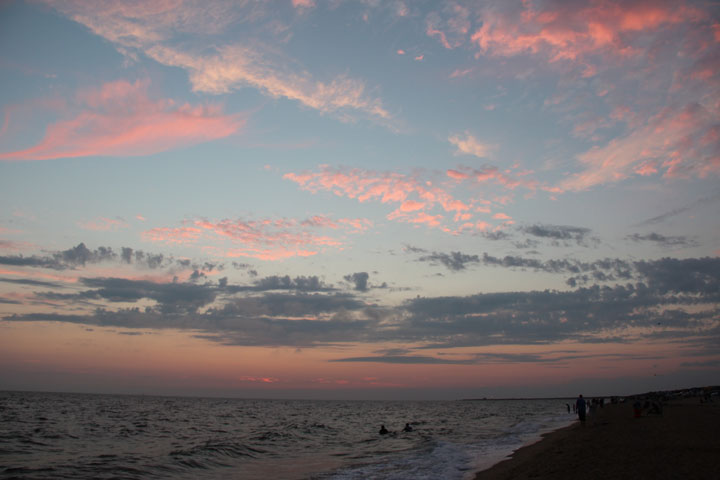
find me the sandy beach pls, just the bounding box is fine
[474,397,720,480]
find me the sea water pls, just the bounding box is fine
[0,391,575,479]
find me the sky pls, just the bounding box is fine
[0,0,718,400]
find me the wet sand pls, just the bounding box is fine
[474,398,720,480]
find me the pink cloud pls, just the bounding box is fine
[192,214,371,260]
[449,165,541,192]
[395,2,409,17]
[285,167,415,204]
[426,3,470,49]
[671,49,720,89]
[142,227,203,245]
[238,375,280,383]
[301,215,339,229]
[442,199,470,213]
[427,26,453,49]
[0,79,245,161]
[414,55,424,61]
[450,68,474,79]
[558,103,720,191]
[144,213,365,261]
[286,165,552,232]
[397,49,406,55]
[634,161,659,176]
[285,166,476,218]
[0,240,34,251]
[493,212,511,220]
[399,200,426,212]
[226,247,318,261]
[470,1,704,66]
[195,218,341,249]
[291,0,315,9]
[43,2,391,124]
[0,268,78,284]
[338,218,373,232]
[446,169,470,180]
[297,215,373,233]
[147,45,391,122]
[388,211,443,228]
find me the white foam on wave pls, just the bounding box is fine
[327,405,577,480]
[466,412,576,477]
[328,439,474,480]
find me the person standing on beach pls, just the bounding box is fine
[576,394,587,423]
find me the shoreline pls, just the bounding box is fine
[473,398,720,479]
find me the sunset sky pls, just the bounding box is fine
[1,0,718,400]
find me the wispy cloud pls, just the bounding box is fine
[44,1,391,124]
[448,132,493,158]
[142,227,203,245]
[425,3,470,50]
[194,217,342,260]
[147,45,390,121]
[78,217,129,232]
[635,191,720,226]
[0,79,245,161]
[559,103,720,191]
[446,165,546,193]
[626,233,699,249]
[143,214,368,261]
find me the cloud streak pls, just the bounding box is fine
[0,80,245,161]
[626,233,698,248]
[559,103,720,191]
[147,45,390,121]
[143,215,370,261]
[44,1,390,124]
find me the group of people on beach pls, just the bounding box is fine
[379,423,413,435]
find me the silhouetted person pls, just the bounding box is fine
[402,423,413,432]
[566,403,571,413]
[379,425,389,435]
[576,394,586,423]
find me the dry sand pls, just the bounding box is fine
[474,398,720,480]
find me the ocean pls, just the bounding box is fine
[0,391,575,479]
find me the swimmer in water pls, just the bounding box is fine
[402,423,413,432]
[379,425,389,435]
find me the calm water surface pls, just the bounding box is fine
[0,391,574,479]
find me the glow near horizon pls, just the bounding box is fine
[0,0,718,400]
